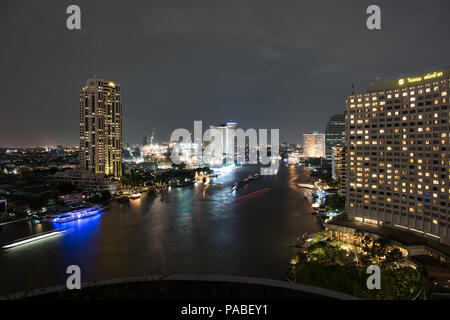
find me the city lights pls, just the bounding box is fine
[1,1,449,305]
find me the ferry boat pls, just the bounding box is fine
[45,205,106,223]
[232,173,260,191]
[117,196,130,203]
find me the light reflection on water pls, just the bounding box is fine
[0,164,322,295]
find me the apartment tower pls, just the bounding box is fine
[79,78,122,178]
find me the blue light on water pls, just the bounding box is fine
[51,210,104,230]
[51,207,102,223]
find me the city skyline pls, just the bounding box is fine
[2,1,450,301]
[1,0,450,147]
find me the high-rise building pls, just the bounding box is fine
[325,113,346,160]
[345,67,450,245]
[332,145,346,196]
[143,136,150,146]
[80,78,122,178]
[303,132,325,158]
[143,128,155,146]
[208,121,237,165]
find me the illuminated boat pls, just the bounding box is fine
[232,182,241,191]
[130,193,141,199]
[46,206,104,223]
[232,173,260,191]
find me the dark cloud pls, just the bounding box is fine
[0,0,449,146]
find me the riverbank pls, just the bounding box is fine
[0,165,321,296]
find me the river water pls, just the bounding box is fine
[0,164,322,295]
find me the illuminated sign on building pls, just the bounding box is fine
[368,67,449,92]
[398,71,443,86]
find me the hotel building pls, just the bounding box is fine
[303,132,325,158]
[345,67,450,245]
[79,78,122,178]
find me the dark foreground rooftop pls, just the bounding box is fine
[2,274,358,300]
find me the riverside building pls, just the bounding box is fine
[303,132,325,158]
[79,78,122,178]
[345,67,450,245]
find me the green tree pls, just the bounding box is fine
[382,248,404,270]
[172,162,186,170]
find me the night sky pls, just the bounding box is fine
[1,0,449,147]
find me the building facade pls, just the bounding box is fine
[54,169,121,193]
[332,145,346,196]
[208,121,237,165]
[345,67,450,245]
[303,133,325,158]
[80,78,122,178]
[143,136,150,146]
[325,113,346,160]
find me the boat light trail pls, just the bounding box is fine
[2,231,63,249]
[215,187,270,208]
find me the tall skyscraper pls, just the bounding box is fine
[303,132,325,158]
[80,78,122,178]
[209,121,237,165]
[325,113,346,160]
[143,136,150,146]
[345,67,450,245]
